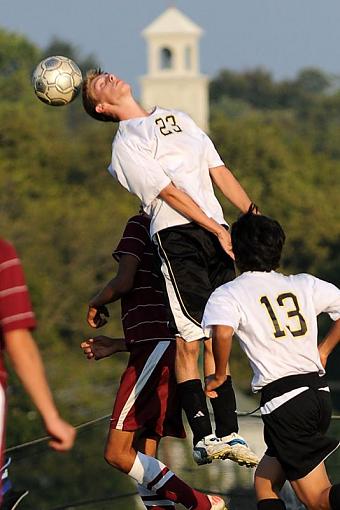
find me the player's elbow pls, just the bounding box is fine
[158,183,175,201]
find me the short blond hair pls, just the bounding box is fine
[82,68,114,122]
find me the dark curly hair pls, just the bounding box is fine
[231,206,285,273]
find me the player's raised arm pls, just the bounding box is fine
[158,183,234,258]
[209,165,254,214]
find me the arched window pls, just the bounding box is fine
[160,47,173,70]
[184,46,192,70]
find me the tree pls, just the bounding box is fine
[295,68,330,94]
[42,37,99,75]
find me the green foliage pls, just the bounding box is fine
[1,27,340,506]
[295,67,331,94]
[0,28,139,433]
[209,73,340,285]
[42,37,99,75]
[210,66,332,113]
[209,66,340,398]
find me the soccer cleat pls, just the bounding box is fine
[219,432,259,467]
[207,494,228,509]
[1,489,29,510]
[193,434,233,465]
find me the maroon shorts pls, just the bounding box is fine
[110,340,185,439]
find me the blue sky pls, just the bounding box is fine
[2,0,340,95]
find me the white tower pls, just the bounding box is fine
[140,7,209,131]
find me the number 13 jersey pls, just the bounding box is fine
[109,107,226,237]
[202,271,340,392]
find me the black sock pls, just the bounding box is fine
[329,484,340,510]
[177,379,212,446]
[208,375,238,437]
[257,499,286,510]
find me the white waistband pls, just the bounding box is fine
[260,386,330,415]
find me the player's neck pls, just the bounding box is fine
[117,96,149,121]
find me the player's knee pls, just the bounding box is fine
[104,446,120,468]
[104,444,127,471]
[298,494,327,510]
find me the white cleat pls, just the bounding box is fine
[207,494,228,509]
[193,434,234,465]
[219,432,259,467]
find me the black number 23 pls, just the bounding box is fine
[155,115,182,136]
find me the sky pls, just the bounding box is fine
[2,0,340,95]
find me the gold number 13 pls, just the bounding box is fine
[260,292,307,338]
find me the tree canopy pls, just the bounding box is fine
[0,27,339,507]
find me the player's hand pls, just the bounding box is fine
[87,305,109,328]
[45,416,76,452]
[216,228,234,260]
[80,336,122,360]
[204,374,227,398]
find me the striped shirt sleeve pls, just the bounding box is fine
[0,240,36,333]
[113,215,150,263]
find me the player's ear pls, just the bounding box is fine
[96,103,113,116]
[95,103,104,114]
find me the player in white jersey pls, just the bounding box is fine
[81,69,259,469]
[202,208,340,510]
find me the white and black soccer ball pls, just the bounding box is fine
[32,55,83,106]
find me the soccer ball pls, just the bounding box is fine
[32,56,83,106]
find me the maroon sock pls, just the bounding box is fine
[149,469,211,509]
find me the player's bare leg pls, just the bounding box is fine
[175,337,201,382]
[136,433,159,457]
[104,427,227,509]
[138,432,228,509]
[290,462,333,510]
[135,433,177,510]
[204,338,259,468]
[255,455,286,507]
[105,428,137,472]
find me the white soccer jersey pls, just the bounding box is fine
[109,107,226,237]
[202,271,340,392]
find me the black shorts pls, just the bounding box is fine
[153,222,235,341]
[261,373,340,481]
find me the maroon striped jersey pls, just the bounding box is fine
[113,215,173,346]
[0,240,36,384]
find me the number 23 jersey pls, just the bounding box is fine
[202,271,340,392]
[109,107,226,237]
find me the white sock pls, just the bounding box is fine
[128,452,174,489]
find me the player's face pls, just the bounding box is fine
[91,73,131,105]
